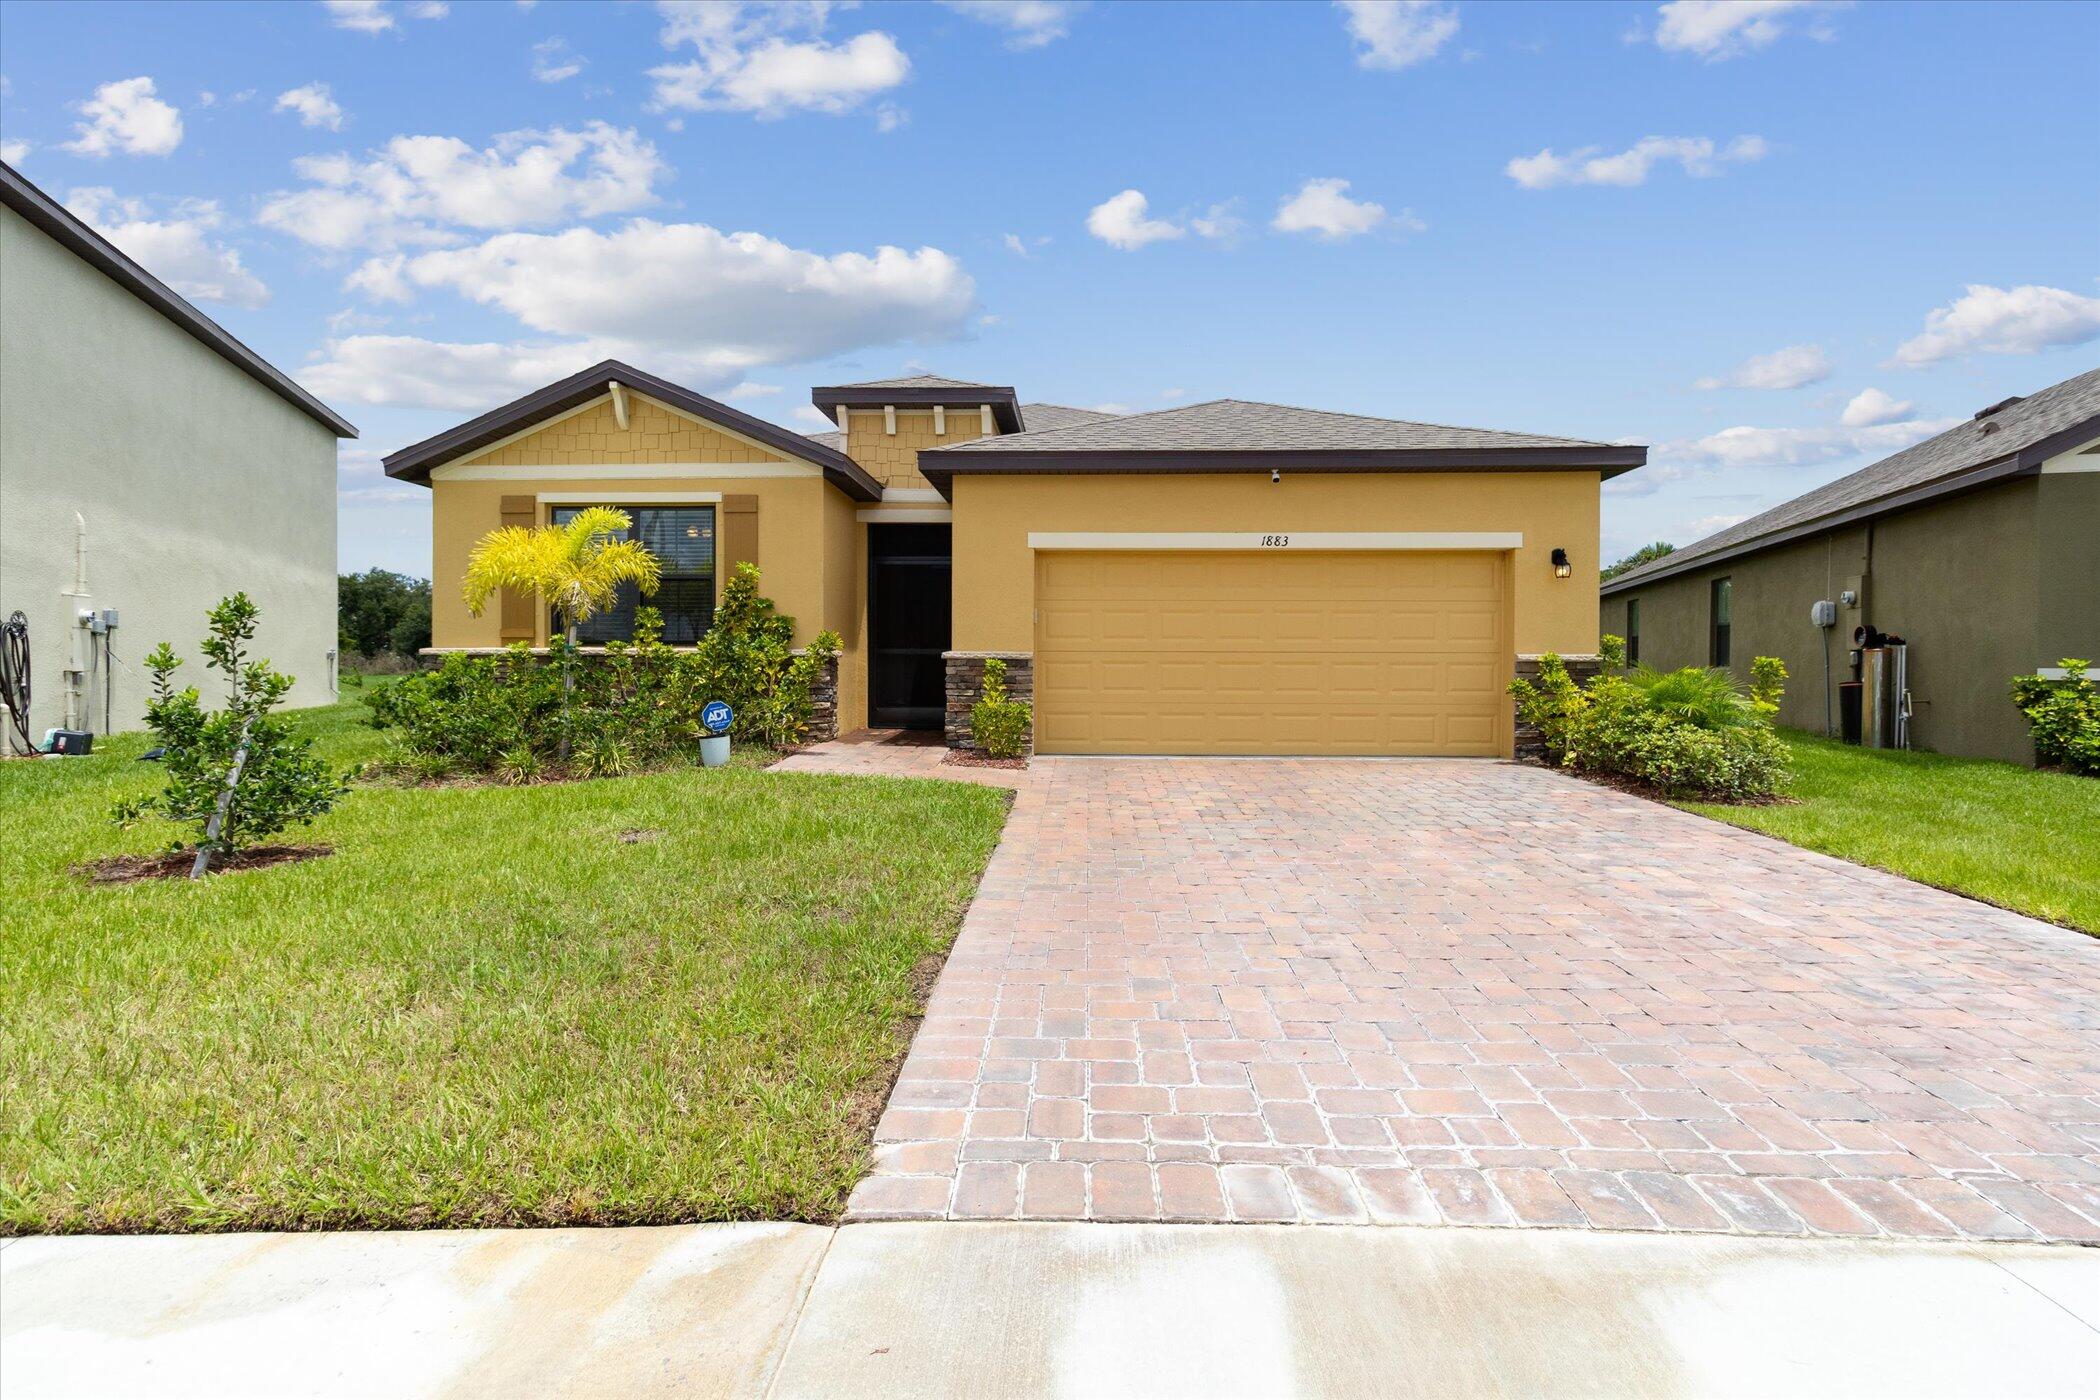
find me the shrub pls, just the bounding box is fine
[970,658,1032,760]
[1510,647,1790,801]
[2011,660,2100,775]
[367,566,839,778]
[114,594,348,873]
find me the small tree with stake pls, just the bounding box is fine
[461,507,660,762]
[114,594,347,878]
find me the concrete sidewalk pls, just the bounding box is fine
[4,1225,2095,1398]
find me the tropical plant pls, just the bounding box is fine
[462,507,660,758]
[2010,660,2099,775]
[114,594,348,875]
[1509,646,1789,801]
[1601,541,1674,582]
[970,657,1031,760]
[687,563,841,749]
[1625,664,1757,729]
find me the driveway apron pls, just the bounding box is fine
[848,757,2100,1240]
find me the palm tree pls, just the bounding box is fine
[463,506,660,760]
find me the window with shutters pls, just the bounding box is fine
[549,505,715,644]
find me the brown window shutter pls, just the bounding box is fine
[498,495,537,642]
[720,495,758,580]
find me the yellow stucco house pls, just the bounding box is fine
[386,361,1646,756]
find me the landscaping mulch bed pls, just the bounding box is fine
[79,845,334,885]
[943,751,1028,771]
[1515,755,1793,808]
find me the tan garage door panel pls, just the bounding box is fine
[1035,551,1510,756]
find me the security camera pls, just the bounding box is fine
[1270,468,1281,484]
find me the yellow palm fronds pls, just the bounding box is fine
[462,506,662,633]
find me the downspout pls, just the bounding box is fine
[59,512,90,731]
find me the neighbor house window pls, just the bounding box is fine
[1625,598,1641,665]
[1709,577,1732,667]
[548,504,715,644]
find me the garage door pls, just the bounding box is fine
[1033,550,1510,756]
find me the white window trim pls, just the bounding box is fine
[537,490,724,504]
[1026,531,1525,551]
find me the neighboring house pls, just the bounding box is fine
[1602,368,2100,765]
[0,162,356,747]
[389,362,1643,755]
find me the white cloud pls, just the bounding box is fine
[275,83,345,131]
[649,1,910,119]
[941,1,1080,49]
[1086,189,1184,251]
[726,381,780,399]
[1693,343,1829,391]
[1839,387,1914,428]
[1189,199,1245,241]
[1337,1,1459,71]
[1090,403,1134,415]
[1653,414,1958,472]
[304,218,977,408]
[1652,1,1839,60]
[1272,178,1386,240]
[1890,284,2100,367]
[64,77,184,158]
[322,0,447,32]
[1506,134,1766,189]
[259,122,667,252]
[344,253,414,302]
[874,102,908,133]
[1,140,28,164]
[531,37,585,83]
[1003,232,1030,257]
[65,188,269,308]
[792,404,834,428]
[1683,512,1749,537]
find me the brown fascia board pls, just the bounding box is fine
[1,160,358,438]
[383,359,882,500]
[919,445,1648,499]
[812,384,1024,433]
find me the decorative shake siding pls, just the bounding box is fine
[842,408,989,490]
[464,396,787,467]
[944,651,1033,752]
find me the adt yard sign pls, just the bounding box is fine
[702,701,734,735]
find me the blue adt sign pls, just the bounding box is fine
[701,700,734,735]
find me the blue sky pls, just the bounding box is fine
[3,0,2095,577]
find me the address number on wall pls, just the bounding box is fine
[1260,534,1291,547]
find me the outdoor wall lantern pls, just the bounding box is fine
[1551,548,1572,579]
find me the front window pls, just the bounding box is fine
[548,504,715,644]
[1626,598,1640,665]
[1709,577,1732,667]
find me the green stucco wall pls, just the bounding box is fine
[1598,474,2099,765]
[0,204,340,738]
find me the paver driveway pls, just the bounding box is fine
[846,757,2100,1241]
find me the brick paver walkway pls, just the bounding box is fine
[846,758,2100,1241]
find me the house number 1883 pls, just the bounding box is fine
[1260,534,1290,547]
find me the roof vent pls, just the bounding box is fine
[1973,395,2023,421]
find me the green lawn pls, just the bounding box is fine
[0,691,1009,1234]
[1681,731,2100,936]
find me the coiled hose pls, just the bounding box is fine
[1,611,31,755]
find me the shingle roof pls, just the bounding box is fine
[828,374,1001,390]
[927,398,1618,454]
[1604,367,2100,593]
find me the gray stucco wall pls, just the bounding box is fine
[1600,476,2078,765]
[0,204,339,741]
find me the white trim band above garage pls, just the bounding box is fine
[1025,531,1525,551]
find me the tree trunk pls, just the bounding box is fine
[191,712,256,880]
[558,622,578,763]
